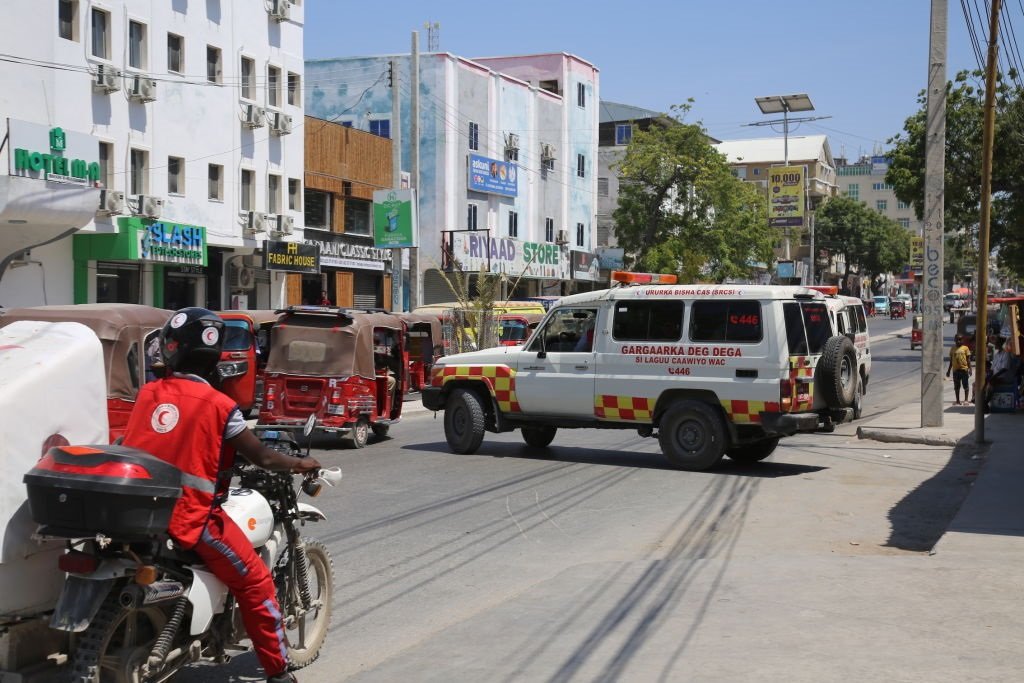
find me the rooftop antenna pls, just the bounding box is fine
[425,22,440,51]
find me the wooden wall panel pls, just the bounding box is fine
[382,275,392,312]
[305,116,393,199]
[286,274,303,306]
[335,271,354,308]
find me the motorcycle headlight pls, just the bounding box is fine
[217,360,249,379]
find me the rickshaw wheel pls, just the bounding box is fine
[345,418,369,449]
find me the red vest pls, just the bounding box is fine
[123,376,239,547]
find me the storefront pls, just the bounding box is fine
[73,216,208,307]
[297,229,392,309]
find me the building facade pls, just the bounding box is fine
[0,0,305,310]
[305,51,600,305]
[835,155,922,234]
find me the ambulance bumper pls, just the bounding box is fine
[762,412,820,435]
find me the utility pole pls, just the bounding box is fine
[921,0,947,428]
[390,58,404,312]
[975,0,1000,441]
[409,32,420,311]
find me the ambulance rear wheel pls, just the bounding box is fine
[521,426,557,448]
[445,388,486,454]
[658,401,726,471]
[726,437,780,463]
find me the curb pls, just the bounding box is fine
[856,426,958,447]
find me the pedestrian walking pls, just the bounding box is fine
[946,334,972,405]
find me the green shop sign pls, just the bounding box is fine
[12,126,100,185]
[74,217,208,266]
[372,188,418,248]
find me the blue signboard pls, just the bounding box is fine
[468,154,518,197]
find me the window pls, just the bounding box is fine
[801,302,831,353]
[167,33,183,73]
[690,300,763,343]
[577,154,586,178]
[846,183,859,200]
[206,45,222,83]
[615,123,632,145]
[341,181,352,196]
[288,178,302,211]
[576,222,585,247]
[871,182,893,191]
[752,167,760,176]
[369,119,391,138]
[91,7,109,59]
[241,57,255,100]
[240,169,254,211]
[732,166,747,180]
[467,203,478,231]
[345,200,372,235]
[167,156,184,195]
[287,72,301,105]
[876,199,887,212]
[507,211,518,238]
[898,218,910,229]
[897,200,910,210]
[505,146,518,163]
[129,148,148,195]
[597,177,609,197]
[539,79,559,95]
[59,0,78,41]
[613,300,683,342]
[577,82,585,107]
[208,164,223,200]
[98,141,113,189]
[128,21,147,69]
[468,122,479,151]
[304,189,331,230]
[529,308,598,353]
[267,65,281,108]
[268,174,281,214]
[545,217,555,243]
[542,156,555,173]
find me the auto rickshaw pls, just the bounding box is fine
[258,307,405,448]
[396,312,443,392]
[216,310,282,417]
[498,312,545,346]
[890,299,906,319]
[0,304,170,441]
[911,315,923,350]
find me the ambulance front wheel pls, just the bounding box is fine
[658,400,727,471]
[445,388,486,454]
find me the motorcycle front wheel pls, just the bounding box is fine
[280,538,334,669]
[69,593,169,682]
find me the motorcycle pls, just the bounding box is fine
[23,416,338,682]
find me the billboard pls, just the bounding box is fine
[768,165,805,228]
[449,232,568,280]
[467,154,518,197]
[372,189,418,248]
[910,236,924,273]
[263,240,320,274]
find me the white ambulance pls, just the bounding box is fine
[422,272,869,471]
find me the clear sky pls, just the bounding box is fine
[305,1,992,161]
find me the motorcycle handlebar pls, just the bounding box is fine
[306,467,342,487]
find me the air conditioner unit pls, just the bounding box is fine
[242,104,267,128]
[97,189,125,215]
[136,195,164,219]
[244,211,266,235]
[541,143,556,160]
[93,65,120,94]
[269,112,293,135]
[555,229,569,245]
[272,214,294,235]
[505,133,520,151]
[128,76,157,102]
[269,0,290,21]
[232,265,256,289]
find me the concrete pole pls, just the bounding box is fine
[783,106,791,262]
[408,32,420,311]
[390,58,404,312]
[975,0,1000,442]
[921,0,947,428]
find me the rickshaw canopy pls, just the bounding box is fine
[266,310,403,380]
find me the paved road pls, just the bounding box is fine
[178,317,997,682]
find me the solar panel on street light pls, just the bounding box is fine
[755,93,814,114]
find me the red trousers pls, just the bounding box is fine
[191,508,289,677]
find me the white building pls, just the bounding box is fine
[0,0,305,310]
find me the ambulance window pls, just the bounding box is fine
[802,302,831,353]
[836,311,847,334]
[854,305,867,332]
[783,302,808,355]
[690,300,762,343]
[529,307,598,352]
[612,300,683,341]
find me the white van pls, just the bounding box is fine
[423,273,868,471]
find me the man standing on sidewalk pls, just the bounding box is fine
[946,334,972,405]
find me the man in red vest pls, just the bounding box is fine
[123,308,321,683]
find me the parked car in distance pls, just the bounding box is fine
[873,295,890,316]
[944,293,965,312]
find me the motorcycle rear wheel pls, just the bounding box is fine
[281,538,334,669]
[68,594,168,683]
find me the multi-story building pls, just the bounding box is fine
[305,51,600,305]
[0,0,305,310]
[835,155,921,234]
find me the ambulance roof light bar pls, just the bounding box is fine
[611,271,678,286]
[806,285,839,296]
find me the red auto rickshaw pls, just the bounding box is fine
[0,304,170,442]
[498,312,545,346]
[216,310,282,417]
[258,307,405,448]
[911,315,923,350]
[396,312,443,391]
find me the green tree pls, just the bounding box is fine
[613,104,777,282]
[814,196,911,293]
